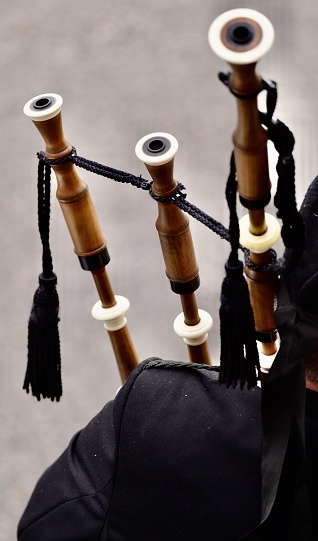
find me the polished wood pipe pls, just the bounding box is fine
[136,132,212,365]
[209,9,280,358]
[24,93,139,382]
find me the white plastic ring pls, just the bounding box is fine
[257,342,278,374]
[91,295,130,332]
[208,8,274,65]
[239,213,280,253]
[23,93,63,121]
[173,309,213,346]
[135,132,178,166]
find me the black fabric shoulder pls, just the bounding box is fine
[18,358,262,541]
[104,358,262,541]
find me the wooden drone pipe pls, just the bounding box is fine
[209,9,280,357]
[136,133,212,365]
[24,93,139,382]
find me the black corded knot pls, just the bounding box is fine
[218,71,230,83]
[24,160,62,401]
[37,148,76,166]
[138,176,153,191]
[149,182,187,203]
[244,248,282,275]
[219,71,277,112]
[219,71,261,99]
[219,153,260,390]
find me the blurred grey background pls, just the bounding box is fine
[1,0,318,538]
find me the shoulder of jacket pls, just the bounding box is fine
[117,358,220,396]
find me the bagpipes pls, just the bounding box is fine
[23,8,302,403]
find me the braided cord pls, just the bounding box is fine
[37,150,230,243]
[143,358,220,373]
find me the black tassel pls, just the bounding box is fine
[219,153,260,389]
[25,274,62,401]
[219,261,260,389]
[24,160,62,401]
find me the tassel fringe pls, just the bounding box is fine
[219,262,260,389]
[24,273,62,401]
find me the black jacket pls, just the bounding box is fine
[18,359,263,540]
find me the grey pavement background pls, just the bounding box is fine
[1,0,318,538]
